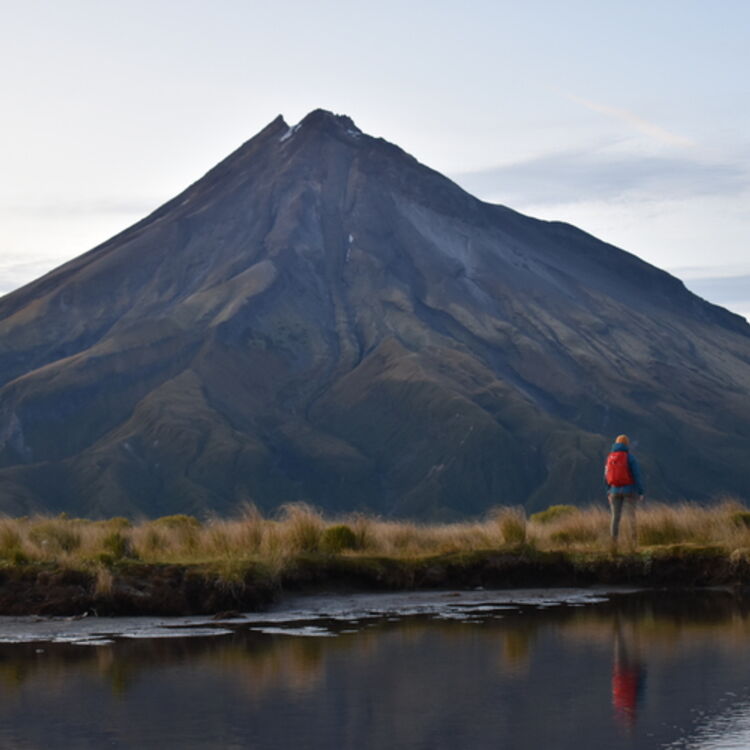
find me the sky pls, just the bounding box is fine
[1,0,748,319]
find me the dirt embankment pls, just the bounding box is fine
[0,563,277,616]
[1,546,747,616]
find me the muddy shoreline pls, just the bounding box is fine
[0,546,747,616]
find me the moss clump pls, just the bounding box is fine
[320,525,359,554]
[530,505,579,524]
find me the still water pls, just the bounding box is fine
[1,588,750,749]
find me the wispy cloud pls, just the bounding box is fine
[0,257,62,297]
[670,264,750,281]
[0,197,159,297]
[683,274,750,306]
[453,148,748,206]
[561,91,695,147]
[2,198,158,219]
[681,273,750,323]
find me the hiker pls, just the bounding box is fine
[605,435,644,543]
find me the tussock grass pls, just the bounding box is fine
[529,505,579,525]
[533,506,609,549]
[489,507,527,545]
[94,565,114,597]
[0,500,748,570]
[278,503,324,553]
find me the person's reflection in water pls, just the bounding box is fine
[612,616,647,731]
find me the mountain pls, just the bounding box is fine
[1,109,749,519]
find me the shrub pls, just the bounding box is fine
[529,505,579,524]
[320,524,358,554]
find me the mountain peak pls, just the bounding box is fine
[273,109,363,147]
[299,108,361,134]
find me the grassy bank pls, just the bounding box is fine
[2,500,750,615]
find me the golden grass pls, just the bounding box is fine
[1,499,749,568]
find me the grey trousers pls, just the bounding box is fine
[609,493,638,541]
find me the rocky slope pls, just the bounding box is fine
[1,109,749,518]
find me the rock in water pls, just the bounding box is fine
[1,110,749,518]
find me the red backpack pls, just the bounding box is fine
[606,451,634,486]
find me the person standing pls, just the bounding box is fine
[605,435,644,544]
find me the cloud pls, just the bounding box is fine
[670,264,750,281]
[562,92,695,147]
[683,274,750,306]
[0,258,60,297]
[453,148,749,206]
[0,197,159,297]
[3,198,157,219]
[682,274,750,323]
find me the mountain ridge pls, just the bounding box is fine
[1,109,749,519]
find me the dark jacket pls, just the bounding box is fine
[605,443,644,495]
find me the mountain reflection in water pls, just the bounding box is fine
[0,590,750,749]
